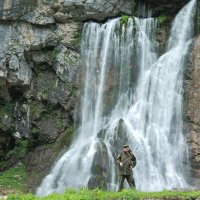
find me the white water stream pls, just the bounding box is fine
[37,0,196,196]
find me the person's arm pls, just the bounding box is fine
[131,153,137,168]
[117,153,123,167]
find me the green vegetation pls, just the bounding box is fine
[0,165,28,194]
[58,126,74,148]
[55,112,64,129]
[31,127,40,135]
[8,139,29,158]
[71,30,82,48]
[6,188,200,200]
[64,52,76,65]
[120,15,129,26]
[30,102,45,118]
[49,49,59,63]
[45,125,74,152]
[64,82,77,96]
[156,15,168,25]
[0,100,14,117]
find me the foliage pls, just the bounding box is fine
[120,15,129,26]
[156,15,168,25]
[30,102,45,118]
[64,82,77,96]
[49,49,59,63]
[0,100,14,117]
[71,30,82,48]
[7,188,200,200]
[0,165,27,193]
[31,127,40,135]
[7,139,29,158]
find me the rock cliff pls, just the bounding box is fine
[184,36,200,186]
[0,0,199,192]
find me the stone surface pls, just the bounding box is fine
[89,119,129,189]
[0,8,79,175]
[136,0,190,16]
[59,0,134,21]
[0,0,135,23]
[184,36,200,187]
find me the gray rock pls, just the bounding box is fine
[183,36,200,187]
[0,57,7,78]
[56,22,79,47]
[0,0,37,20]
[138,0,190,17]
[14,103,31,138]
[59,0,134,21]
[53,45,79,83]
[7,58,32,86]
[0,114,13,132]
[0,0,55,25]
[89,140,109,189]
[21,5,55,25]
[31,51,49,65]
[54,12,68,23]
[9,55,20,71]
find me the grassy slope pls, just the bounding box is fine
[0,165,28,195]
[1,166,200,200]
[7,189,200,200]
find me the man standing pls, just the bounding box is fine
[117,144,136,191]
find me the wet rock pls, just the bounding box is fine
[88,175,106,189]
[184,36,200,186]
[136,0,190,17]
[90,119,129,188]
[98,119,128,150]
[89,140,109,189]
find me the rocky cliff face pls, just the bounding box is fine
[0,0,199,192]
[184,36,200,187]
[0,0,136,191]
[136,0,190,16]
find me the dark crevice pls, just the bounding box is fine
[8,86,25,101]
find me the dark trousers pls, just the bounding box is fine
[118,175,135,191]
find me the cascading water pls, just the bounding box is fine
[36,0,196,196]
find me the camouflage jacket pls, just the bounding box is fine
[117,151,136,175]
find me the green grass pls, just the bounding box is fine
[6,188,200,200]
[0,165,28,194]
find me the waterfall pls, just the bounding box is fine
[36,0,196,196]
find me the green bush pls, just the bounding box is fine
[120,15,129,26]
[156,16,167,25]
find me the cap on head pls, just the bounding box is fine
[123,144,129,148]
